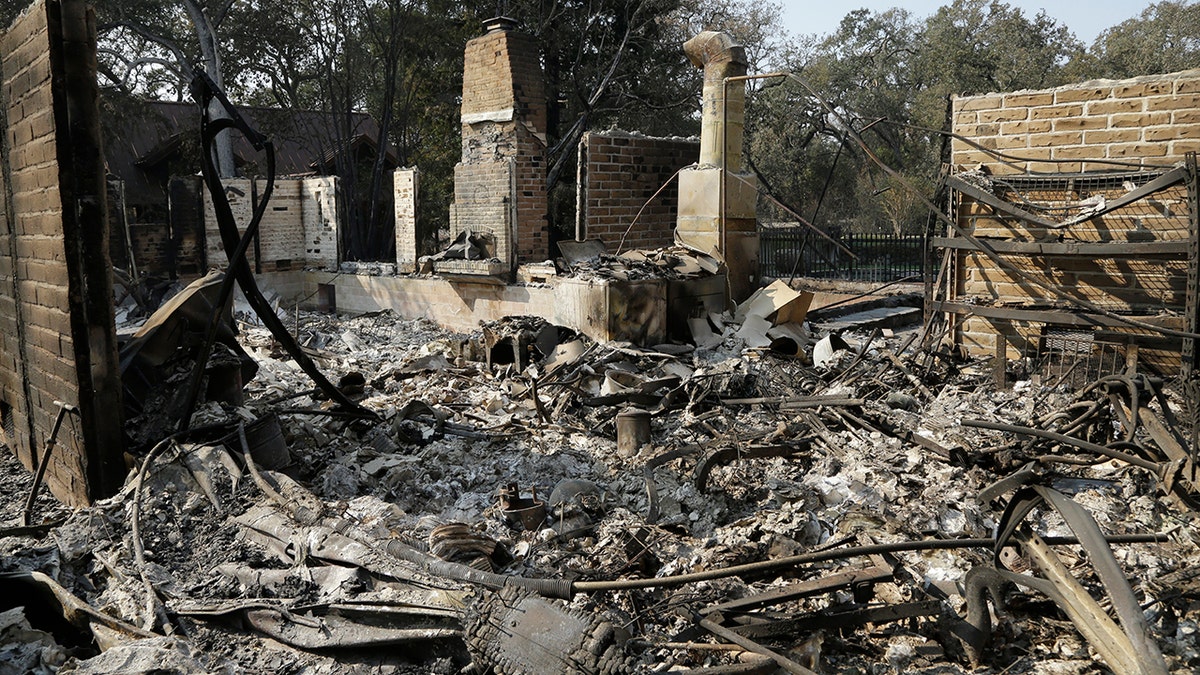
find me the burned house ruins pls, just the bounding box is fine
[3,0,1200,673]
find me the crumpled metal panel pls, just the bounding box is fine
[464,585,631,674]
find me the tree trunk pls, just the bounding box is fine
[365,1,403,260]
[182,0,236,177]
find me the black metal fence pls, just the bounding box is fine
[759,228,926,282]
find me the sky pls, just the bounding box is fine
[778,1,1162,45]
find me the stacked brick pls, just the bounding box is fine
[948,70,1200,370]
[451,19,549,268]
[579,131,698,251]
[203,176,339,272]
[952,69,1200,173]
[1,0,123,505]
[299,176,338,269]
[393,168,418,272]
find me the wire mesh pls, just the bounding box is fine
[1031,327,1126,389]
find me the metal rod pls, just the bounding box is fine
[961,419,1161,472]
[570,533,1167,594]
[22,401,78,526]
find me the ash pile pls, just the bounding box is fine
[2,277,1200,674]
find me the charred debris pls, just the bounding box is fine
[3,260,1200,673]
[2,12,1200,675]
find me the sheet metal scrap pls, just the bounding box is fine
[463,585,633,674]
[963,470,1169,675]
[173,600,461,649]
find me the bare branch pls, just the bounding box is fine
[211,0,237,29]
[104,20,194,81]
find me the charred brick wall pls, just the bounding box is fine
[127,221,172,275]
[203,176,339,272]
[300,176,338,269]
[110,175,205,279]
[579,130,698,251]
[168,175,205,276]
[948,70,1200,371]
[451,19,549,268]
[0,0,124,505]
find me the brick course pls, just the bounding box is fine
[953,69,1200,173]
[578,130,698,251]
[948,70,1200,370]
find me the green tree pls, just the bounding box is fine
[1074,1,1200,79]
[748,1,1083,236]
[97,0,248,176]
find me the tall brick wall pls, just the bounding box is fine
[946,70,1200,372]
[0,0,124,505]
[579,130,698,251]
[451,19,549,268]
[952,69,1200,173]
[204,176,340,272]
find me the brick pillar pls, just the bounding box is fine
[394,168,419,272]
[450,17,549,270]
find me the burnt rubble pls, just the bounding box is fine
[2,289,1200,674]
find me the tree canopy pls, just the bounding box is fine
[748,1,1198,237]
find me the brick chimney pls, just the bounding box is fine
[449,16,549,270]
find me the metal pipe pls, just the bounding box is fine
[961,419,1161,472]
[22,401,78,526]
[569,533,1166,594]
